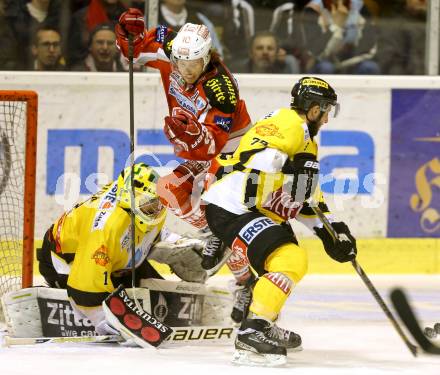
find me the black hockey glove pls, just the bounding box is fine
[282,153,319,202]
[314,222,357,263]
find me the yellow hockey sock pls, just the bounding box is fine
[249,242,307,321]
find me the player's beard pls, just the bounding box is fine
[306,118,320,138]
[306,112,325,138]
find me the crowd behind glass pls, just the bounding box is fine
[0,0,430,75]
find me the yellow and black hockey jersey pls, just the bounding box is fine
[203,107,331,229]
[49,181,165,323]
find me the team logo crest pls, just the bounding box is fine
[195,96,207,110]
[255,124,284,138]
[91,245,110,266]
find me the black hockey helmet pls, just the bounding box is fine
[290,77,339,117]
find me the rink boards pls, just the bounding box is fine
[0,73,438,274]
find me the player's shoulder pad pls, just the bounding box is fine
[203,66,239,114]
[161,28,177,59]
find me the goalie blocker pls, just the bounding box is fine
[103,285,172,347]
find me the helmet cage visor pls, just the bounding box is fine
[123,186,164,227]
[320,101,340,118]
[117,163,165,230]
[292,95,339,118]
[138,195,163,219]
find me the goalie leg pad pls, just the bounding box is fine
[1,287,97,338]
[138,279,233,327]
[103,285,173,348]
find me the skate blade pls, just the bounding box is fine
[287,344,303,352]
[232,349,287,367]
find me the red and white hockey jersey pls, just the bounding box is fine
[117,25,252,160]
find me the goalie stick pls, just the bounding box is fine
[2,335,123,347]
[390,288,440,355]
[311,205,419,357]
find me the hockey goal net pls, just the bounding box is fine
[0,91,37,315]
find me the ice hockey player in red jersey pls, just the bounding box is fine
[115,8,255,323]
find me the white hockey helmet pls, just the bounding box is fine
[171,23,212,70]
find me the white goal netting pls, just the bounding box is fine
[0,91,37,319]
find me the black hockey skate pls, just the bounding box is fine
[266,324,302,351]
[201,234,226,271]
[424,323,440,339]
[231,274,256,324]
[233,318,287,367]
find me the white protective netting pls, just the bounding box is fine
[0,99,27,318]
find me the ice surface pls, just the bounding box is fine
[1,275,440,375]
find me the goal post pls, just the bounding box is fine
[0,90,37,299]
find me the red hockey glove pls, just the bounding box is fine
[164,113,211,153]
[119,8,145,35]
[115,8,145,58]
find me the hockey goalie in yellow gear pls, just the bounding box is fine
[203,77,358,366]
[37,163,206,335]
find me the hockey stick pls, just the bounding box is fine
[2,334,123,347]
[128,33,136,292]
[390,288,440,355]
[311,205,418,357]
[206,247,233,277]
[126,33,144,313]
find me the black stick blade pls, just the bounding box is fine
[391,288,440,355]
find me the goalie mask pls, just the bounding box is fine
[171,23,212,70]
[117,163,166,233]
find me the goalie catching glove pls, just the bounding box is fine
[314,222,357,263]
[115,8,146,58]
[148,236,208,283]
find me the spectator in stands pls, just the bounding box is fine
[0,0,17,70]
[2,0,63,70]
[375,0,427,75]
[129,0,147,12]
[69,0,91,13]
[224,1,342,73]
[31,26,65,70]
[307,0,364,43]
[68,0,127,67]
[363,0,405,18]
[270,1,341,73]
[230,30,300,73]
[222,0,271,65]
[158,0,223,57]
[71,23,123,72]
[316,0,381,74]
